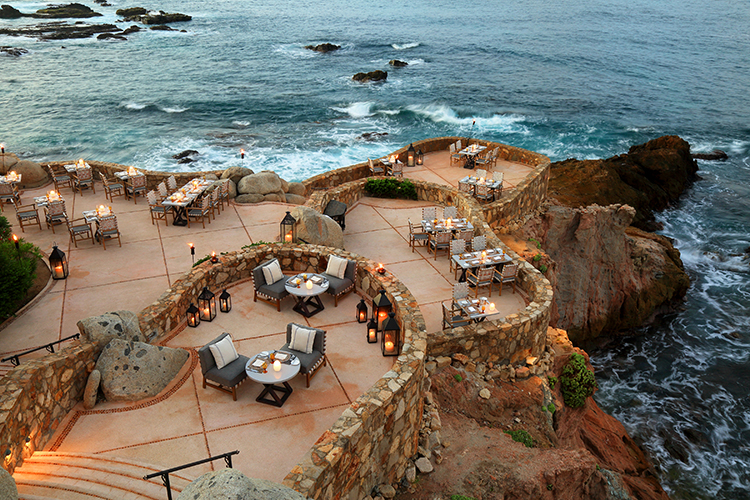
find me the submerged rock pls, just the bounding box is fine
[173,149,198,159]
[97,32,126,40]
[142,11,191,24]
[692,149,728,161]
[149,24,177,31]
[0,22,121,40]
[389,59,408,67]
[352,70,387,83]
[33,3,102,18]
[115,7,147,19]
[304,42,340,53]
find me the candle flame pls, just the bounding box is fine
[12,234,18,242]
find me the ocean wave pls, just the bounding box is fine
[232,120,250,127]
[160,106,188,113]
[406,58,425,65]
[332,102,375,118]
[120,101,148,110]
[407,104,527,131]
[392,42,420,50]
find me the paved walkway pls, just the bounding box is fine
[1,151,531,488]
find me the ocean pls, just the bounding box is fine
[2,0,749,497]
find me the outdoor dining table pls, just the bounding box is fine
[64,162,91,173]
[455,296,501,322]
[452,248,512,282]
[33,193,65,208]
[161,178,215,226]
[245,350,301,407]
[81,207,113,224]
[0,173,21,184]
[459,175,503,198]
[284,273,330,318]
[459,144,486,169]
[421,217,473,234]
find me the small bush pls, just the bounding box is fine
[546,403,555,414]
[539,264,548,273]
[451,496,478,500]
[0,238,42,319]
[560,353,598,408]
[504,429,534,448]
[454,373,463,382]
[364,178,418,200]
[548,376,557,389]
[241,241,272,249]
[532,253,542,262]
[0,216,11,241]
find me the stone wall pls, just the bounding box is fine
[0,342,99,474]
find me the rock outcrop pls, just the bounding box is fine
[290,206,344,249]
[77,310,146,349]
[0,5,22,18]
[510,203,689,342]
[549,135,698,231]
[352,70,387,83]
[33,3,102,18]
[95,339,188,401]
[0,46,27,56]
[692,149,728,161]
[234,170,295,204]
[177,469,306,500]
[304,42,340,53]
[0,22,120,40]
[0,467,18,500]
[389,59,408,67]
[0,152,19,173]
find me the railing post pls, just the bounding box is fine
[160,472,172,500]
[10,355,19,366]
[224,454,232,468]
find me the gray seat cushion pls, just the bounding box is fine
[279,342,323,376]
[321,259,355,297]
[198,332,249,387]
[258,279,289,300]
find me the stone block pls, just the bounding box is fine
[83,369,100,410]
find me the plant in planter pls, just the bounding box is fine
[364,178,418,200]
[0,232,42,320]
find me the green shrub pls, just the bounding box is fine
[504,429,534,448]
[0,215,11,241]
[451,496,478,500]
[546,403,555,414]
[454,373,463,382]
[533,253,542,262]
[241,241,272,249]
[364,178,418,200]
[560,353,598,408]
[548,376,557,389]
[0,238,42,319]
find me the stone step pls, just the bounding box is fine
[15,452,198,500]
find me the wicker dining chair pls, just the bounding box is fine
[67,217,94,247]
[146,190,170,226]
[209,188,222,219]
[422,206,437,221]
[475,183,494,202]
[428,231,452,260]
[471,235,486,252]
[442,301,471,329]
[390,161,403,177]
[443,205,458,219]
[0,182,20,209]
[449,143,461,166]
[449,238,466,279]
[458,179,474,196]
[44,199,68,233]
[47,165,73,192]
[157,181,169,200]
[96,214,121,250]
[125,174,147,204]
[453,282,469,302]
[368,158,385,176]
[408,218,429,251]
[167,175,178,193]
[466,266,496,297]
[494,262,518,295]
[73,167,95,196]
[186,196,212,228]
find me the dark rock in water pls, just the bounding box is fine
[142,11,191,24]
[173,150,198,160]
[177,157,194,164]
[97,32,126,40]
[304,42,340,53]
[389,59,408,67]
[32,3,102,18]
[0,22,122,40]
[149,24,176,31]
[357,132,389,141]
[352,70,387,83]
[692,149,728,161]
[115,7,146,17]
[0,46,28,56]
[549,135,699,231]
[122,25,141,35]
[0,5,23,18]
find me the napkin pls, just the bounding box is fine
[468,306,476,313]
[251,359,266,369]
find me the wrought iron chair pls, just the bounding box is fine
[96,214,121,250]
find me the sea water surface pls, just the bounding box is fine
[2,0,750,497]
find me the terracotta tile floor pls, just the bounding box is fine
[0,151,531,481]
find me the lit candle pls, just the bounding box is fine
[210,251,218,263]
[240,148,245,159]
[369,330,376,341]
[12,234,19,251]
[285,232,293,242]
[54,265,63,275]
[306,280,313,289]
[273,360,281,372]
[359,311,366,321]
[385,341,394,352]
[204,308,209,316]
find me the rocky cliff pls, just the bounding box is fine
[508,203,689,342]
[549,135,698,231]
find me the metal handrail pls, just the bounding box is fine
[143,450,239,500]
[1,333,80,366]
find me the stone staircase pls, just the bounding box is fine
[0,362,14,379]
[14,452,197,500]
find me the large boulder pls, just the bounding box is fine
[0,153,19,174]
[237,171,283,196]
[235,193,264,204]
[0,467,18,500]
[221,166,253,185]
[287,182,306,196]
[0,5,23,18]
[548,135,698,231]
[290,206,344,249]
[285,193,306,205]
[11,160,48,188]
[77,310,145,348]
[352,70,387,83]
[32,3,103,18]
[83,369,101,409]
[95,339,188,401]
[176,469,306,500]
[304,42,340,53]
[516,203,689,342]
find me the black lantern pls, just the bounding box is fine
[49,244,68,280]
[280,211,296,243]
[219,289,232,313]
[186,303,200,327]
[381,312,401,356]
[416,149,424,165]
[367,318,378,344]
[198,287,216,322]
[407,143,416,167]
[372,289,392,331]
[357,298,368,323]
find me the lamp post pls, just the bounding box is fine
[49,244,68,280]
[189,242,195,266]
[240,149,245,167]
[280,211,296,243]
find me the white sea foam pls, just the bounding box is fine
[392,42,420,50]
[232,120,250,127]
[120,101,147,110]
[406,58,425,65]
[160,106,188,113]
[332,102,375,118]
[407,104,527,133]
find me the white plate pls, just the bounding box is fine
[291,359,300,366]
[260,351,269,356]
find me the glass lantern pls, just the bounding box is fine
[357,298,368,323]
[186,303,200,328]
[219,289,232,313]
[407,143,416,167]
[198,287,216,322]
[49,244,68,280]
[280,211,296,243]
[372,289,392,331]
[416,149,424,165]
[367,318,378,344]
[381,312,401,356]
